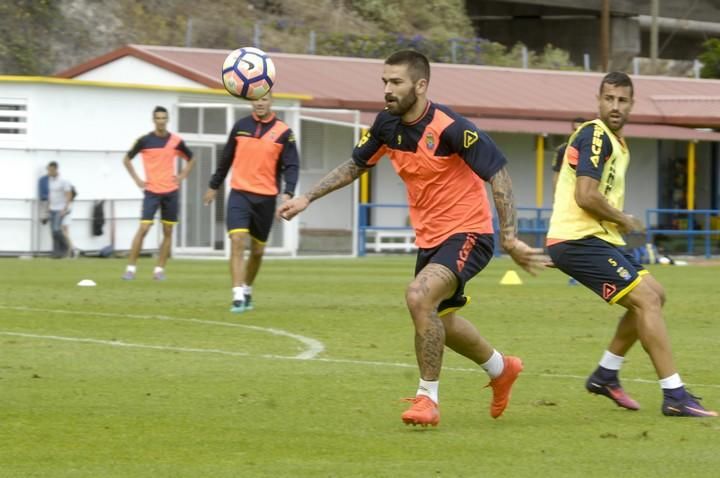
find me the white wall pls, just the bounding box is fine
[297,122,355,231]
[624,138,659,219]
[491,133,550,209]
[74,56,204,88]
[0,80,237,253]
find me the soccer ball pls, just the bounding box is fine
[221,47,276,100]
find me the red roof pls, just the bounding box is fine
[56,44,720,135]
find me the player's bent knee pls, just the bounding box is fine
[250,243,266,257]
[405,283,432,315]
[624,282,662,314]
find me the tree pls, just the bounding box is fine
[0,0,578,75]
[698,38,720,79]
[0,1,63,75]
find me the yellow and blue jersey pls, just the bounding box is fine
[547,119,630,246]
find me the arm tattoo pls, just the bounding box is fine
[304,159,366,203]
[489,167,517,247]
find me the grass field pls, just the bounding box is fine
[1,256,719,478]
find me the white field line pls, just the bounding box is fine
[1,306,718,389]
[0,331,251,357]
[0,305,324,360]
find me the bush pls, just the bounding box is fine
[698,38,720,79]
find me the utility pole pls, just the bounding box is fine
[185,17,193,47]
[650,0,660,74]
[600,0,610,72]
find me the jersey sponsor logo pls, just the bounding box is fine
[603,157,616,196]
[357,130,371,148]
[590,125,604,168]
[602,282,617,299]
[425,132,435,150]
[463,130,478,148]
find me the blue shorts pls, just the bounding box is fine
[141,190,179,224]
[226,190,277,243]
[548,236,647,304]
[415,233,494,316]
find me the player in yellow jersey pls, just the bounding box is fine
[547,72,716,417]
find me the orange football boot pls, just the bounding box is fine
[401,395,440,427]
[486,355,523,418]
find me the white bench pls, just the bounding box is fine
[367,229,416,253]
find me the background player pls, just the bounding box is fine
[547,72,717,417]
[203,92,299,313]
[279,50,544,427]
[122,106,195,280]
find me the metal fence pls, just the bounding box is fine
[645,209,720,258]
[0,198,151,256]
[358,203,720,258]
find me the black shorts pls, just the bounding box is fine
[141,190,179,224]
[414,233,494,316]
[226,190,277,243]
[548,236,647,304]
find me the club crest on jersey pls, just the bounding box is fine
[425,132,435,150]
[616,266,631,280]
[463,130,478,148]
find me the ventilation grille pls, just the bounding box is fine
[0,98,28,143]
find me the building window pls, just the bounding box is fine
[178,107,199,133]
[300,121,326,171]
[202,108,226,134]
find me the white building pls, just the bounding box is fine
[0,76,349,257]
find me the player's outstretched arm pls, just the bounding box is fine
[278,159,367,220]
[489,166,545,275]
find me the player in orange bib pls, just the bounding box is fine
[279,50,544,427]
[122,106,195,281]
[204,92,299,313]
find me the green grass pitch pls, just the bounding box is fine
[1,256,718,477]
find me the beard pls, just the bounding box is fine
[604,111,627,131]
[385,88,418,116]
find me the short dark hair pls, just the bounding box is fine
[47,161,58,168]
[385,50,430,83]
[153,106,168,115]
[599,71,633,97]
